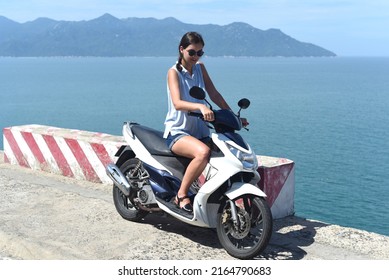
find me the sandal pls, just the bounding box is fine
[174,195,193,213]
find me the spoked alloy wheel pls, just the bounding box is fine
[112,158,148,221]
[216,195,273,259]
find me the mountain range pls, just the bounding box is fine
[0,13,336,57]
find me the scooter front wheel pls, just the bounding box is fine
[216,195,273,259]
[113,158,148,222]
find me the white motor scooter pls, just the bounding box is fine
[106,86,272,259]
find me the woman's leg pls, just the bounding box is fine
[171,135,210,208]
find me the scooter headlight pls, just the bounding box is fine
[227,143,258,171]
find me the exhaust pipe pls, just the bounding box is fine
[106,163,131,196]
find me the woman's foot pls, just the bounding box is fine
[174,195,193,213]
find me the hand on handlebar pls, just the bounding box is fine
[200,105,214,122]
[241,118,249,131]
[241,118,249,127]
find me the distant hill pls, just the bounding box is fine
[0,14,336,57]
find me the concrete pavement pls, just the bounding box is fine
[1,151,388,260]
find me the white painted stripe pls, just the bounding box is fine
[3,137,18,165]
[11,130,37,169]
[33,133,61,174]
[104,143,121,162]
[279,164,295,206]
[78,141,110,183]
[54,136,86,180]
[269,164,295,219]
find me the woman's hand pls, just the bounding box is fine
[200,105,214,121]
[241,118,249,127]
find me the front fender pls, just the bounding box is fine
[225,182,267,200]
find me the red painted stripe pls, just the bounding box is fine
[258,163,294,207]
[3,129,30,168]
[65,139,101,182]
[43,135,74,177]
[21,131,47,169]
[90,143,112,167]
[4,153,10,163]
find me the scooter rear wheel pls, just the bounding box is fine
[113,158,148,222]
[216,195,272,259]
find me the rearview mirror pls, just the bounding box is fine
[238,98,250,109]
[189,86,206,100]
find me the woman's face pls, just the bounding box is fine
[180,43,204,66]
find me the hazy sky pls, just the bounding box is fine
[1,0,388,56]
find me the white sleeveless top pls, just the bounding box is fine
[163,63,210,139]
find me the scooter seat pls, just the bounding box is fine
[131,124,174,156]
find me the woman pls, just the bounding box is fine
[163,31,233,213]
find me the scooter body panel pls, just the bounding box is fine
[107,92,274,259]
[225,182,267,200]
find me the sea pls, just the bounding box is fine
[1,56,388,236]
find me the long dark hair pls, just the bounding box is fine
[176,32,205,72]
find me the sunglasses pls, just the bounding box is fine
[187,49,204,57]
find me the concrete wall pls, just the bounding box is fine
[3,124,125,184]
[3,124,294,218]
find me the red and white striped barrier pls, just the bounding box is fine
[3,125,126,184]
[257,156,295,219]
[2,125,294,218]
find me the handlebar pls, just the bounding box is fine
[188,112,204,119]
[189,109,248,131]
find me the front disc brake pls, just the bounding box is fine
[230,209,251,239]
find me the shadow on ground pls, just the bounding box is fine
[139,213,329,260]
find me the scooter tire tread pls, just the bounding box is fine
[216,196,273,259]
[112,158,149,222]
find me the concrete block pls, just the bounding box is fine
[257,156,295,219]
[3,125,126,183]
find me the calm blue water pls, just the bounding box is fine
[1,56,388,236]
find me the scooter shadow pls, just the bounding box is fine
[260,216,330,260]
[141,213,223,250]
[140,213,329,260]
